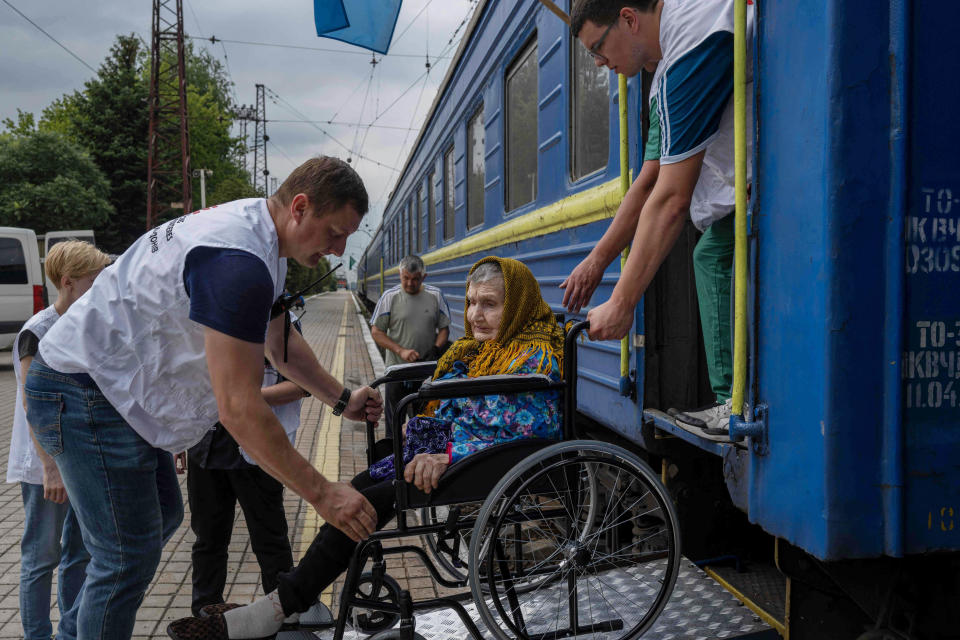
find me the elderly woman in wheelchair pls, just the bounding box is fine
[169,256,680,640]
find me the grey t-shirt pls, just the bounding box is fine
[371,284,451,366]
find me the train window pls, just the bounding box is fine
[466,107,485,229]
[444,146,455,241]
[428,172,437,248]
[506,38,538,211]
[406,201,413,256]
[416,187,423,253]
[570,34,610,180]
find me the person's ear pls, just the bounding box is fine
[59,274,72,292]
[622,7,638,32]
[291,193,309,222]
[420,273,427,283]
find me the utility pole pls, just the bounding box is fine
[234,103,256,174]
[238,118,248,172]
[270,176,278,196]
[146,0,192,229]
[193,169,212,208]
[252,84,269,196]
[235,94,266,194]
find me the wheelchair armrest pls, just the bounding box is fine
[416,374,563,401]
[371,361,438,388]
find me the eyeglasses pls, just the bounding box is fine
[588,18,618,63]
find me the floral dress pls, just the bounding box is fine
[368,348,561,481]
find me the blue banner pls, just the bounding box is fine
[313,0,403,55]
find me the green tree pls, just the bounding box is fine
[1,109,37,136]
[180,43,252,207]
[3,35,256,251]
[0,130,113,231]
[285,257,338,295]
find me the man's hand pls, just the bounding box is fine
[345,386,383,423]
[313,481,378,542]
[560,256,605,313]
[41,462,67,504]
[586,296,634,341]
[398,347,419,363]
[404,453,449,494]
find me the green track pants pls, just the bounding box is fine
[693,213,734,402]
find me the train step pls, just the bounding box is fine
[644,408,745,456]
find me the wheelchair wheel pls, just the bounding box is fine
[422,465,600,589]
[419,503,481,582]
[468,440,680,640]
[353,572,402,635]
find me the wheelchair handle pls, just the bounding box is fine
[562,321,589,440]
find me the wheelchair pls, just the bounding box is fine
[281,321,681,640]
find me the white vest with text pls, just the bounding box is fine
[39,198,287,453]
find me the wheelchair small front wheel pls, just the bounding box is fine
[468,440,681,640]
[353,572,402,635]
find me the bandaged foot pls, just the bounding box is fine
[222,591,298,638]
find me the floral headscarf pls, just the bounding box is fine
[432,256,565,380]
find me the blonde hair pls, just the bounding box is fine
[45,240,111,290]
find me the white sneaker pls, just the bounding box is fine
[676,398,732,433]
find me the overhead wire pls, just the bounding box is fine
[361,0,481,216]
[390,0,438,48]
[181,1,240,108]
[2,0,96,73]
[349,60,378,163]
[183,35,450,60]
[364,4,471,130]
[372,65,432,208]
[267,119,418,131]
[268,138,295,164]
[329,64,378,123]
[264,86,399,172]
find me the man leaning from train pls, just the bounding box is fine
[562,0,754,434]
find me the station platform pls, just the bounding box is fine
[0,290,778,639]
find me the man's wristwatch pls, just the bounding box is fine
[332,387,352,416]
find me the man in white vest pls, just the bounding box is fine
[24,156,382,640]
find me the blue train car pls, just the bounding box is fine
[359,1,960,636]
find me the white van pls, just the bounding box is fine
[42,230,95,305]
[0,227,45,350]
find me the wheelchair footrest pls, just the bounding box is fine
[296,600,334,629]
[276,631,320,639]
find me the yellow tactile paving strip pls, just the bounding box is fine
[298,297,350,607]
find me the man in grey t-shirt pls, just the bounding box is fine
[370,255,451,368]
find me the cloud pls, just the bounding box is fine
[1,0,477,272]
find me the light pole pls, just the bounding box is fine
[192,169,213,208]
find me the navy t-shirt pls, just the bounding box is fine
[183,246,275,343]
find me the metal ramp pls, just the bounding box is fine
[278,558,775,640]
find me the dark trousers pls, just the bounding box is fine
[277,470,396,616]
[188,459,294,616]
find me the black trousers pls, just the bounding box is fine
[277,470,396,616]
[187,459,294,616]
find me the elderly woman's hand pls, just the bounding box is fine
[404,453,449,493]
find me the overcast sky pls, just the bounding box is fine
[0,0,478,276]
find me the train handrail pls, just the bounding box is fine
[731,0,748,419]
[618,72,633,398]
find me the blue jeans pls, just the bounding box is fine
[25,362,184,640]
[20,482,89,640]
